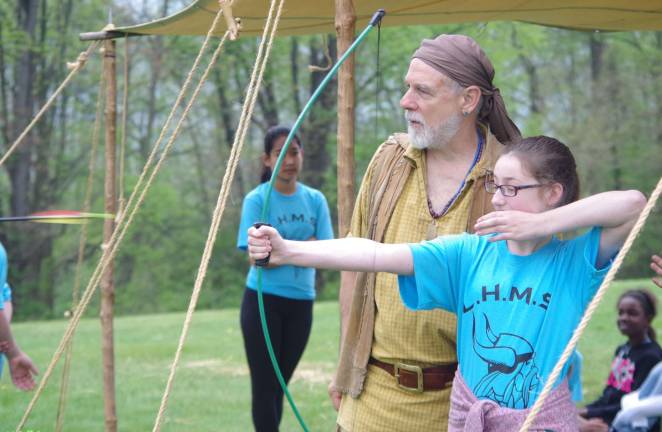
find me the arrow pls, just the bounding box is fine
[0,210,114,224]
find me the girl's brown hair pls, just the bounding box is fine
[501,136,580,207]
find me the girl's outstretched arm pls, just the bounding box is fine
[248,225,413,274]
[474,190,646,267]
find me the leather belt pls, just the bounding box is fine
[369,357,457,393]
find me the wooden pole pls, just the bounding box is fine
[101,38,118,432]
[79,30,134,41]
[335,0,356,237]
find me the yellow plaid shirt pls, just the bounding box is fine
[338,136,496,432]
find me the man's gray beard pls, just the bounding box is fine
[408,113,463,150]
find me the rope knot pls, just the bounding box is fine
[219,0,241,40]
[67,51,89,71]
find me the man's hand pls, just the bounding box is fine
[0,340,9,353]
[474,211,547,242]
[328,382,342,411]
[651,254,662,288]
[8,351,39,391]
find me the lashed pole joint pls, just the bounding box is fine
[219,0,242,40]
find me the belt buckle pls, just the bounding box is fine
[394,362,423,393]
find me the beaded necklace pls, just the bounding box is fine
[427,128,484,219]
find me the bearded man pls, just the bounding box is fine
[329,35,521,431]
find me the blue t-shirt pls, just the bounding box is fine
[568,350,583,402]
[0,243,8,378]
[0,243,7,310]
[0,282,9,374]
[1,283,11,305]
[398,228,610,409]
[237,182,334,300]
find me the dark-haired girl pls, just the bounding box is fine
[248,135,646,431]
[578,289,662,431]
[237,126,333,432]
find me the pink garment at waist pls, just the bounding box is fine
[448,370,578,432]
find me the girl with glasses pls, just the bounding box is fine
[247,135,646,431]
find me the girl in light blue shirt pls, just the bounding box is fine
[247,135,645,431]
[237,126,333,432]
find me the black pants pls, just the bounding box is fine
[240,288,313,432]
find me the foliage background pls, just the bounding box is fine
[0,1,659,320]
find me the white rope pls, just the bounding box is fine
[151,0,285,429]
[54,63,105,432]
[16,7,228,430]
[118,34,129,218]
[0,42,99,168]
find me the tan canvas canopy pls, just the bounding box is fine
[114,0,662,36]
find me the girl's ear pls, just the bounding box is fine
[545,182,564,208]
[260,153,270,166]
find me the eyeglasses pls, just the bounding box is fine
[484,180,544,197]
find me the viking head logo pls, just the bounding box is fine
[472,313,540,409]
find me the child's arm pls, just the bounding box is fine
[0,310,38,390]
[474,190,646,267]
[0,310,17,356]
[248,225,414,274]
[8,350,38,391]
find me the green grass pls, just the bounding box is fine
[2,280,661,431]
[2,302,340,431]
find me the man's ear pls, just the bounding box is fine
[546,182,565,207]
[461,85,482,116]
